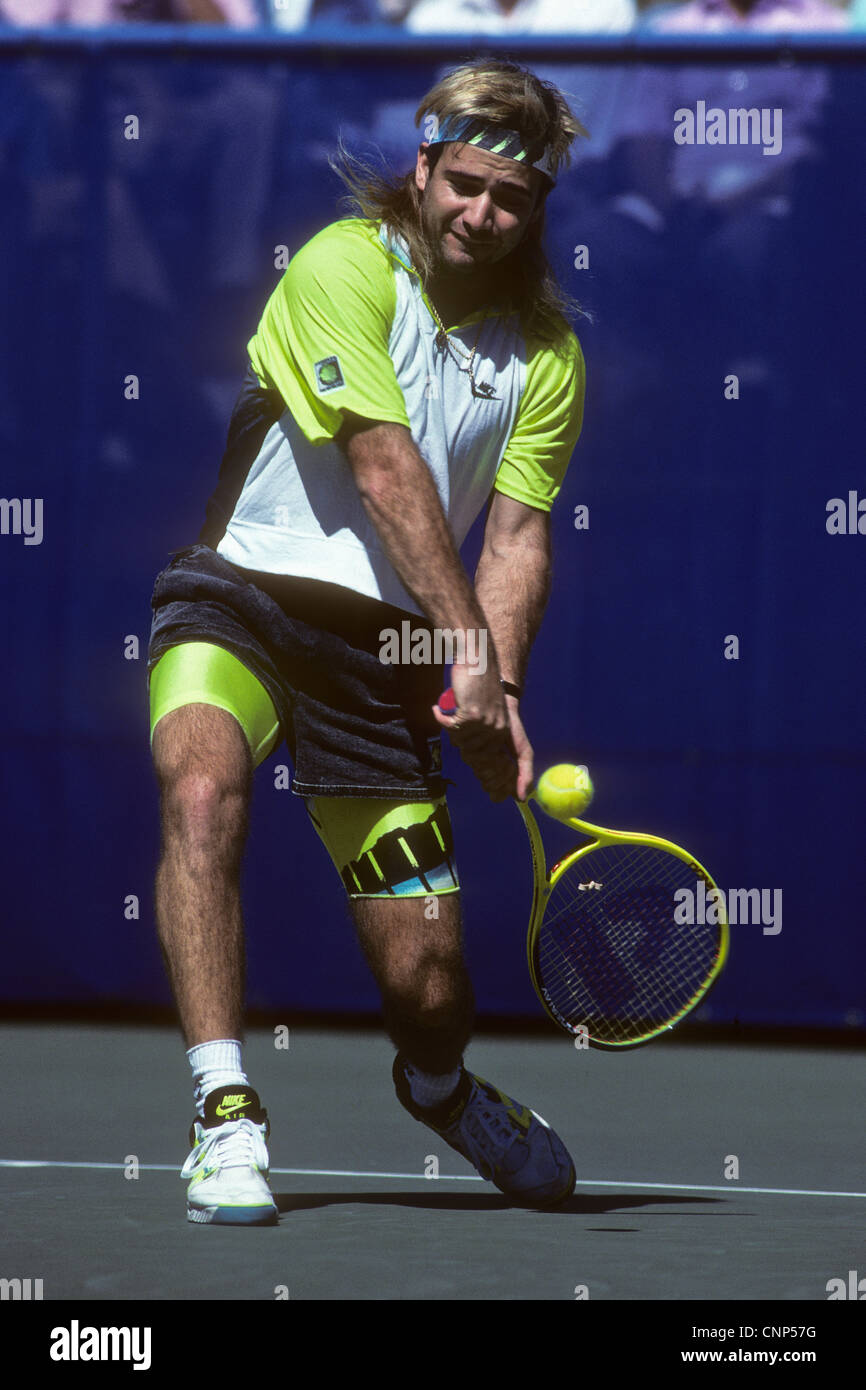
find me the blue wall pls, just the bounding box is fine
[2,32,864,1028]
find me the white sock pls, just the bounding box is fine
[187,1039,249,1117]
[404,1060,462,1109]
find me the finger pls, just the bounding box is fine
[431,704,462,734]
[515,750,534,802]
[461,749,517,799]
[486,768,518,803]
[451,723,511,752]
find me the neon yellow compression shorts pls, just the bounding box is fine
[149,642,459,898]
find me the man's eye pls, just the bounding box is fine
[450,182,525,207]
[496,193,529,212]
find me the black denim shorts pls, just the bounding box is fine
[147,543,447,800]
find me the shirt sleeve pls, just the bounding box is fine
[247,219,410,445]
[494,330,586,512]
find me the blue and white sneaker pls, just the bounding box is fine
[393,1055,575,1208]
[181,1086,278,1226]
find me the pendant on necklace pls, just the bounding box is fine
[472,380,496,399]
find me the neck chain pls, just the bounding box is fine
[427,300,496,400]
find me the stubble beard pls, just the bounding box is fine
[420,207,506,302]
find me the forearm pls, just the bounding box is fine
[473,523,551,690]
[346,424,495,649]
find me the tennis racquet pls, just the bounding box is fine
[438,689,729,1049]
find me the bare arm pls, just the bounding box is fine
[342,419,510,753]
[474,491,552,693]
[472,492,553,800]
[343,418,492,646]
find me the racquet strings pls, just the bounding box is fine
[536,843,723,1043]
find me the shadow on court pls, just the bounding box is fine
[274,1191,719,1215]
[2,1023,863,1300]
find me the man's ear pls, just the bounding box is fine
[415,142,431,193]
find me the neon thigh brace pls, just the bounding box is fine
[307,795,460,899]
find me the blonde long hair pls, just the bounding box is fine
[330,58,589,348]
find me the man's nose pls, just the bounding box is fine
[460,193,494,232]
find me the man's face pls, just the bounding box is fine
[415,141,544,276]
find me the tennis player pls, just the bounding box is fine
[148,57,588,1224]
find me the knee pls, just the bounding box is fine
[158,765,249,861]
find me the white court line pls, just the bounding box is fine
[0,1158,863,1199]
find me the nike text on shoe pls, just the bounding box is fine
[393,1055,575,1208]
[180,1085,278,1226]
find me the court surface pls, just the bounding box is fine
[1,1023,862,1303]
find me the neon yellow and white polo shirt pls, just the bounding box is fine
[209,217,585,615]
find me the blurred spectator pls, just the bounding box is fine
[0,0,261,23]
[628,0,846,305]
[268,0,313,27]
[585,42,838,423]
[642,0,848,30]
[395,0,636,32]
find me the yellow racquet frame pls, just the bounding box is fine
[517,795,730,1049]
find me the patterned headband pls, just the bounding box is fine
[424,115,557,184]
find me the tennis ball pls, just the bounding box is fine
[535,764,594,821]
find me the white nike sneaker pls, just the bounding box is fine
[181,1086,278,1226]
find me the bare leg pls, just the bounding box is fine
[350,894,474,1073]
[152,703,252,1047]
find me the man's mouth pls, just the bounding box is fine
[448,232,493,252]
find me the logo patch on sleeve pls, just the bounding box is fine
[315,356,345,393]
